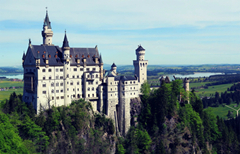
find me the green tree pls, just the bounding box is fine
[0,111,30,154]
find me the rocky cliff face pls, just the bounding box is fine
[130,97,142,126]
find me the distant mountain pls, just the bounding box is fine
[0,66,23,74]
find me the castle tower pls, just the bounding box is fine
[42,10,53,45]
[133,45,148,87]
[99,54,104,80]
[111,63,117,76]
[62,32,71,106]
[183,78,190,103]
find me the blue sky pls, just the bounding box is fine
[1,0,240,67]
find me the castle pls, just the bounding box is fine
[22,10,148,136]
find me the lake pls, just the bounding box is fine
[0,72,226,79]
[172,72,224,78]
[0,74,23,79]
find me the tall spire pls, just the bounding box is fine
[99,54,103,64]
[62,31,69,48]
[43,8,51,29]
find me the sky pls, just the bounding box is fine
[1,0,240,67]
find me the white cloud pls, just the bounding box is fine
[1,0,240,30]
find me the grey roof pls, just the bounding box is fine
[99,54,103,63]
[111,63,117,67]
[44,10,51,29]
[62,33,69,48]
[136,45,145,51]
[22,52,26,60]
[25,45,100,66]
[114,75,137,81]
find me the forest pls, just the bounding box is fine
[1,80,240,153]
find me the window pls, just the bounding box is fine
[67,74,69,78]
[88,94,90,97]
[60,82,63,86]
[125,82,127,84]
[92,94,94,97]
[56,90,59,93]
[134,87,135,89]
[61,96,64,99]
[80,68,83,71]
[51,83,54,87]
[130,81,132,84]
[96,81,98,84]
[73,89,74,91]
[48,69,51,72]
[67,88,69,91]
[87,75,90,78]
[77,82,79,85]
[56,75,59,79]
[72,75,75,78]
[60,76,63,79]
[111,94,112,96]
[42,83,46,87]
[70,82,73,85]
[42,69,45,72]
[51,89,54,93]
[96,74,98,78]
[56,96,59,100]
[60,69,63,72]
[74,68,77,71]
[77,88,79,91]
[93,68,96,71]
[92,87,94,91]
[42,91,46,94]
[56,68,59,72]
[43,76,46,80]
[86,68,90,71]
[49,76,52,79]
[52,97,54,100]
[61,89,63,92]
[77,75,79,78]
[130,87,132,90]
[73,95,75,98]
[88,88,90,91]
[111,88,112,91]
[92,75,94,78]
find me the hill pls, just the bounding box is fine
[1,81,240,153]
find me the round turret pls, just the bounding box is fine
[135,45,145,61]
[111,63,117,75]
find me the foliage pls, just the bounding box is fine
[0,111,30,154]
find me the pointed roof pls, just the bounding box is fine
[136,45,145,51]
[44,10,51,29]
[62,32,69,48]
[22,52,26,60]
[99,54,103,63]
[111,63,117,67]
